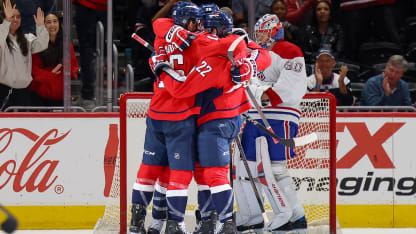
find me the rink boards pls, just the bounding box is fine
[0,112,416,229]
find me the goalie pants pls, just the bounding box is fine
[241,119,298,161]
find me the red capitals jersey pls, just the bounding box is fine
[148,18,259,121]
[159,37,271,126]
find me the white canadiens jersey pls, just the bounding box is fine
[247,41,307,124]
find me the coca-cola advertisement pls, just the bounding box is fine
[0,114,119,205]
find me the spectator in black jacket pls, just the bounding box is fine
[301,0,345,64]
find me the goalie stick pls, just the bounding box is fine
[226,37,318,148]
[242,113,317,148]
[234,135,269,224]
[0,204,18,233]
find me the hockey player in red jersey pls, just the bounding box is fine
[152,10,271,234]
[235,14,308,234]
[128,2,203,234]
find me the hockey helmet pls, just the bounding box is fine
[200,3,220,14]
[203,10,233,38]
[254,14,284,48]
[172,1,203,31]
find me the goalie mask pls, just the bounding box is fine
[254,14,284,48]
[203,10,233,38]
[172,1,203,32]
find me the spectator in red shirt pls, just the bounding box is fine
[285,0,319,26]
[30,12,78,106]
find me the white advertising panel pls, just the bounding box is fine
[336,115,416,205]
[0,114,118,206]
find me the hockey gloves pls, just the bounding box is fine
[230,58,258,86]
[149,52,170,78]
[165,25,196,52]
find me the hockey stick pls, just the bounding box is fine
[242,113,317,147]
[132,33,155,52]
[226,39,318,147]
[0,204,18,233]
[235,135,269,224]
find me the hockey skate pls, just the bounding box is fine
[216,219,237,234]
[290,216,307,234]
[165,220,190,234]
[236,221,264,234]
[270,221,292,234]
[147,219,165,234]
[147,228,160,234]
[194,209,218,234]
[130,203,146,234]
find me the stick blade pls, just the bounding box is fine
[293,133,318,147]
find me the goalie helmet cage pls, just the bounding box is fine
[96,91,336,234]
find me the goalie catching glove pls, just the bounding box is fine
[149,51,170,78]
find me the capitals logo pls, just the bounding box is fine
[257,71,266,81]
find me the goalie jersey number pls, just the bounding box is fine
[284,61,303,73]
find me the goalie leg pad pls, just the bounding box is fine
[256,136,292,231]
[271,162,305,222]
[234,156,264,227]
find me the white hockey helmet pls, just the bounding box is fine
[254,14,284,48]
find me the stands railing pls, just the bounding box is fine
[96,21,105,106]
[125,64,134,92]
[4,106,87,112]
[112,44,119,107]
[337,106,416,112]
[106,0,113,112]
[91,106,120,112]
[3,105,415,113]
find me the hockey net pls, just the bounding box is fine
[94,92,337,234]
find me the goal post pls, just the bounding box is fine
[94,91,337,234]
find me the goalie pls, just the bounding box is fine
[235,14,308,234]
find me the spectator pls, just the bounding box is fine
[361,55,412,106]
[270,0,302,46]
[0,0,48,110]
[307,48,355,106]
[16,0,55,34]
[301,0,345,64]
[232,0,274,23]
[285,0,318,26]
[73,0,107,110]
[220,6,232,16]
[30,12,78,106]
